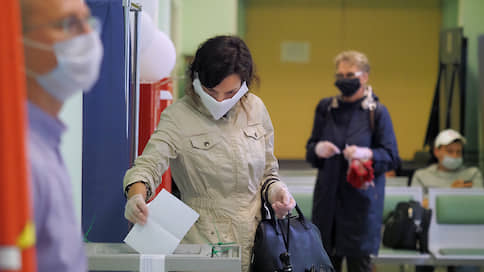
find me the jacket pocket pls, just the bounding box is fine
[186,133,234,194]
[190,133,222,150]
[243,125,264,140]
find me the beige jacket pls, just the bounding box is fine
[123,93,284,271]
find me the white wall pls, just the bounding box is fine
[59,93,83,223]
[180,0,238,55]
[158,0,171,35]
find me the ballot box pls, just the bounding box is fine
[86,242,241,272]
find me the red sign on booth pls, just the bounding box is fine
[139,77,173,197]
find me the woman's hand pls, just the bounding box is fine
[315,141,341,158]
[343,145,373,160]
[124,194,149,225]
[268,185,296,219]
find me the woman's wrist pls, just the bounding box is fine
[126,181,149,200]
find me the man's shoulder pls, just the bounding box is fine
[414,164,438,177]
[458,165,482,176]
[27,128,49,166]
[27,127,62,188]
[462,165,481,172]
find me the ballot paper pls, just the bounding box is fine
[124,189,199,255]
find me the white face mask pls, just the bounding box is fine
[24,31,104,102]
[442,156,463,171]
[192,77,249,120]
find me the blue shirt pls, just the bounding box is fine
[27,102,87,272]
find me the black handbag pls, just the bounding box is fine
[382,200,432,253]
[250,180,334,272]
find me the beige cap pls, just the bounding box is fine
[434,129,466,148]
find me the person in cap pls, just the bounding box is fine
[412,129,483,205]
[411,131,481,272]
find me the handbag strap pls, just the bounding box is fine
[278,212,291,251]
[261,179,309,229]
[294,204,308,227]
[260,178,279,221]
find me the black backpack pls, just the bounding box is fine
[382,200,432,253]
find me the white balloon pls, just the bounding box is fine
[139,11,158,51]
[131,11,158,52]
[139,30,176,82]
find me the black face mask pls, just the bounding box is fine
[334,78,361,97]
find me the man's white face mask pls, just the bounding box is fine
[24,30,104,102]
[192,76,249,120]
[442,156,463,171]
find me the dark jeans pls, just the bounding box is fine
[330,255,372,272]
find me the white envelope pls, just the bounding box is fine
[124,189,199,255]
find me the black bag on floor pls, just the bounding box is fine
[382,200,432,253]
[250,180,334,272]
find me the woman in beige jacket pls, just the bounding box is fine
[123,35,295,271]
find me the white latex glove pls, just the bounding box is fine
[124,194,149,225]
[343,145,373,160]
[360,181,375,190]
[268,183,296,219]
[315,141,341,158]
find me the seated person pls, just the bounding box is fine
[412,129,483,206]
[411,129,482,272]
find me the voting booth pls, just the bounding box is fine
[88,189,242,271]
[86,243,241,272]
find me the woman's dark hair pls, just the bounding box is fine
[187,35,258,97]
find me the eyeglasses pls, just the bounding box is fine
[335,71,363,80]
[25,16,101,36]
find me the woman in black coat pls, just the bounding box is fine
[306,51,400,272]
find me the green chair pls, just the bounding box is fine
[382,187,423,222]
[286,185,314,221]
[292,192,313,220]
[428,188,484,263]
[375,187,432,265]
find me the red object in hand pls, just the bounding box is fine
[347,159,375,189]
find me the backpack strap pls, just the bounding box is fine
[369,109,375,133]
[362,86,377,133]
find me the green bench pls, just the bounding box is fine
[291,190,313,220]
[428,188,484,264]
[374,187,433,265]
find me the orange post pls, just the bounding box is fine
[0,1,37,271]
